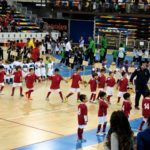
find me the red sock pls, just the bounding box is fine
[97,124,101,133]
[46,92,51,98]
[90,93,94,101]
[107,95,111,102]
[66,93,73,98]
[11,87,15,96]
[117,97,121,103]
[139,120,145,131]
[77,92,80,100]
[103,122,107,132]
[59,92,63,101]
[0,86,4,91]
[28,90,34,98]
[77,128,83,140]
[93,94,96,101]
[20,87,23,95]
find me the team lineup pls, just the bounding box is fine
[0,57,149,144]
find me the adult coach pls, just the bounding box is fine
[130,61,150,110]
[137,117,150,150]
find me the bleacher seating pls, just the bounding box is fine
[0,1,41,33]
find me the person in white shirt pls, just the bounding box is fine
[137,49,143,64]
[144,49,149,62]
[79,36,84,49]
[117,44,125,67]
[65,39,72,66]
[133,47,138,62]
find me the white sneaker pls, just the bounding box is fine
[0,92,4,95]
[97,132,105,136]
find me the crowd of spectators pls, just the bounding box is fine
[52,0,150,13]
[0,0,18,32]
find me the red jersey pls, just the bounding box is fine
[88,78,97,92]
[0,71,5,83]
[122,100,132,118]
[142,97,150,118]
[13,71,22,83]
[119,77,128,92]
[98,75,106,88]
[78,103,88,125]
[71,73,82,88]
[49,74,63,89]
[106,77,116,87]
[98,99,108,116]
[25,74,37,89]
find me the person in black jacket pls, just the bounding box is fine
[0,47,3,60]
[130,61,150,110]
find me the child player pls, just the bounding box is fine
[97,91,109,135]
[106,71,116,103]
[117,72,128,103]
[139,90,150,131]
[88,73,98,103]
[65,67,86,102]
[0,65,5,95]
[11,66,24,97]
[25,68,38,100]
[122,93,132,118]
[77,94,88,143]
[97,68,106,92]
[46,68,67,102]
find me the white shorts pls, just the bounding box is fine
[70,88,80,93]
[35,69,41,77]
[78,125,86,129]
[118,91,126,98]
[13,83,22,87]
[91,91,96,94]
[41,70,46,77]
[0,82,4,86]
[98,88,104,91]
[106,87,114,96]
[143,117,147,122]
[98,116,107,124]
[49,89,61,92]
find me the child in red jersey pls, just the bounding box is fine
[117,72,128,103]
[65,68,86,102]
[106,71,116,103]
[139,90,150,131]
[97,68,106,92]
[11,66,24,97]
[46,68,67,102]
[97,91,109,135]
[88,72,98,103]
[122,93,132,118]
[25,68,38,100]
[77,94,88,143]
[0,65,6,95]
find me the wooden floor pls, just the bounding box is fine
[0,75,142,150]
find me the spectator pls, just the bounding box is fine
[0,47,3,60]
[105,110,134,150]
[117,43,125,67]
[1,0,8,13]
[137,117,150,150]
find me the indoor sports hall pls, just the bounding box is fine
[0,0,149,150]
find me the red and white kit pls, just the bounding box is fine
[78,103,88,128]
[118,77,128,98]
[97,74,106,91]
[142,97,150,121]
[70,73,82,93]
[106,77,116,96]
[122,100,132,118]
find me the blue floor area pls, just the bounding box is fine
[53,54,134,77]
[17,118,144,150]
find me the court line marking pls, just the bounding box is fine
[0,117,64,136]
[0,105,76,120]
